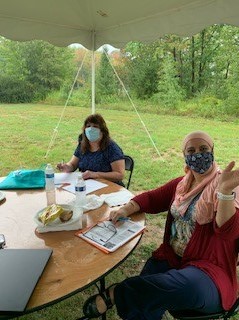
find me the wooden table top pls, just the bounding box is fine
[0,180,145,313]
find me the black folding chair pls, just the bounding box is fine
[124,155,134,189]
[168,297,239,320]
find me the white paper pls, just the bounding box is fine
[54,173,108,195]
[63,179,108,195]
[54,172,79,185]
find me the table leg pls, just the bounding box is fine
[100,278,106,291]
[100,278,107,320]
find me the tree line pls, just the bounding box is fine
[0,24,239,116]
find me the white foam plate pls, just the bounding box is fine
[34,204,77,227]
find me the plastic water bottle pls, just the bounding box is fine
[73,173,86,228]
[45,163,56,206]
[74,173,86,208]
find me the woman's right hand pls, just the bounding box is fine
[110,207,130,224]
[110,200,140,224]
[219,161,239,194]
[56,163,72,172]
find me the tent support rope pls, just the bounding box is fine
[44,51,87,159]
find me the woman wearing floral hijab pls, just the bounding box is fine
[83,131,239,320]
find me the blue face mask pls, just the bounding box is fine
[185,152,214,174]
[85,127,100,142]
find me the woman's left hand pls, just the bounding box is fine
[82,170,99,180]
[219,161,239,194]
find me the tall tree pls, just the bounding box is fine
[124,42,160,99]
[96,47,118,102]
[154,55,185,108]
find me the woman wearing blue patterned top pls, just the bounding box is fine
[57,114,125,185]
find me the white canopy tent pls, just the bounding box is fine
[1,0,239,49]
[1,0,239,112]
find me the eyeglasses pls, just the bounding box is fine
[95,221,117,243]
[83,221,117,244]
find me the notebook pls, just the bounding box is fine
[0,248,53,313]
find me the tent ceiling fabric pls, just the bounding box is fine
[0,0,238,49]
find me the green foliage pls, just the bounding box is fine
[44,88,91,108]
[96,47,119,102]
[171,93,225,120]
[125,42,160,99]
[151,55,185,108]
[193,95,224,118]
[223,82,239,116]
[0,75,34,103]
[3,24,239,115]
[0,38,75,103]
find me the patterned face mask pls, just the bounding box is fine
[185,152,214,174]
[85,127,100,142]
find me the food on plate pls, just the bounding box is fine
[39,204,64,225]
[38,204,73,225]
[60,209,73,222]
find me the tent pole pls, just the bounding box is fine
[91,31,96,114]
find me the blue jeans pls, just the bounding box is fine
[114,257,222,320]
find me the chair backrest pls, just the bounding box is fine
[124,155,134,189]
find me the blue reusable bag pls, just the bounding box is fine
[0,169,45,189]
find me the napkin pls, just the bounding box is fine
[100,190,134,207]
[67,194,104,212]
[0,191,5,202]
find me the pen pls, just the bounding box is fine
[117,217,131,222]
[55,182,70,186]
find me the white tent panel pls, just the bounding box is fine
[0,0,238,49]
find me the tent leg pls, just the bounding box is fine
[91,31,96,114]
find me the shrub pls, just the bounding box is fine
[0,75,34,103]
[223,82,239,116]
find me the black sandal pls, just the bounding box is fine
[83,284,116,319]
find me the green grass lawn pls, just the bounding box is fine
[1,103,239,320]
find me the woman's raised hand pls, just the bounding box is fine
[219,161,239,194]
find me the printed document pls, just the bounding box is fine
[75,220,145,253]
